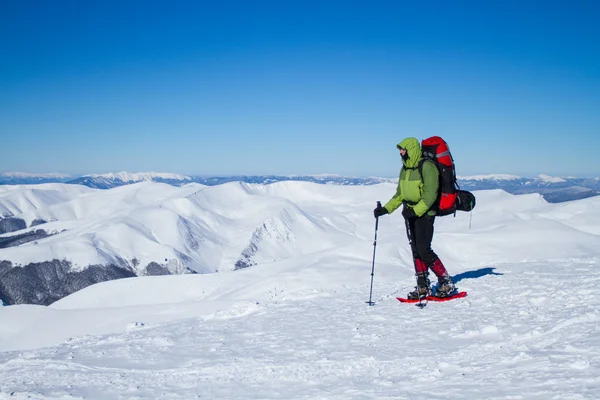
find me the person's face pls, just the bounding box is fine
[399,148,407,157]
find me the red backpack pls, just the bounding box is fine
[419,136,475,216]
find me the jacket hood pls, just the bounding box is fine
[396,137,422,168]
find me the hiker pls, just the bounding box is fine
[373,137,456,299]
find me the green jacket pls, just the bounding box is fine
[384,137,439,217]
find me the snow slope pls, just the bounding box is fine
[0,181,353,277]
[1,186,600,399]
[0,183,94,219]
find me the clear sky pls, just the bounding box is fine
[1,0,599,177]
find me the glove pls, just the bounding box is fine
[373,205,388,218]
[402,206,417,219]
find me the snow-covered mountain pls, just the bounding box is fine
[1,183,599,398]
[0,172,72,185]
[0,181,353,305]
[67,171,194,189]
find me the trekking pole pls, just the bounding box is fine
[366,201,382,306]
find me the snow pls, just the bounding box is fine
[0,183,95,219]
[537,174,567,183]
[1,183,600,399]
[83,171,191,181]
[0,181,353,273]
[0,182,211,270]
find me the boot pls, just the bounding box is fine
[407,273,431,300]
[407,286,430,300]
[435,276,456,298]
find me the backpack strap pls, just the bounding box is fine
[417,157,440,211]
[417,157,432,180]
[416,158,425,180]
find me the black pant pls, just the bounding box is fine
[406,214,438,267]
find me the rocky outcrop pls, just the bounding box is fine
[0,217,27,235]
[235,215,296,270]
[0,259,135,306]
[0,259,194,306]
[0,229,51,249]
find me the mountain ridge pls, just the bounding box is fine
[0,181,353,305]
[1,171,599,202]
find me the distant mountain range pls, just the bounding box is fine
[67,172,192,189]
[1,172,599,203]
[66,172,394,188]
[0,172,73,185]
[456,174,600,203]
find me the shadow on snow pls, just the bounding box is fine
[452,267,503,284]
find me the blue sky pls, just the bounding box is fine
[1,0,599,177]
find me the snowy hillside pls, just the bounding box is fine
[0,181,360,305]
[0,183,94,218]
[1,184,600,398]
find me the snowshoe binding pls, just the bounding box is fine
[407,286,430,300]
[407,273,431,300]
[435,276,457,298]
